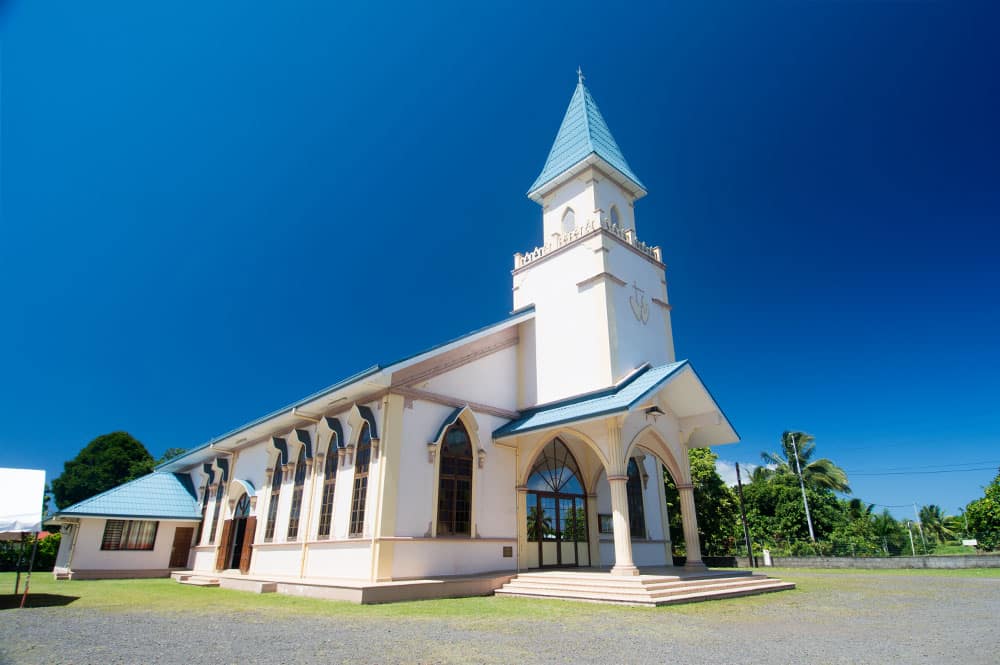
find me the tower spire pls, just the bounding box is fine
[527,77,645,201]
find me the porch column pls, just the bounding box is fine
[515,485,529,570]
[586,492,599,568]
[608,475,638,576]
[677,483,705,570]
[607,418,638,576]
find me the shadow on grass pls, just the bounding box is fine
[0,594,80,610]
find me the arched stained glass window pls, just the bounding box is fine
[286,447,307,540]
[437,421,473,536]
[263,458,283,542]
[317,435,339,539]
[527,439,584,495]
[627,457,646,538]
[349,423,371,537]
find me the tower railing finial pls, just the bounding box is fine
[577,66,585,85]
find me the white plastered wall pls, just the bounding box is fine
[513,238,614,404]
[603,237,675,378]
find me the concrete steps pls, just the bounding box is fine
[172,574,220,587]
[495,570,794,606]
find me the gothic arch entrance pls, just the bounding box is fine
[526,439,591,568]
[227,493,253,571]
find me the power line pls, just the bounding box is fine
[850,459,1000,471]
[847,466,997,477]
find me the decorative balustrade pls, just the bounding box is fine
[513,217,663,269]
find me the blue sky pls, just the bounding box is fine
[2,2,998,519]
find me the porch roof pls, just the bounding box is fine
[493,360,681,437]
[493,360,739,446]
[52,472,201,522]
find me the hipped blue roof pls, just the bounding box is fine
[55,472,201,521]
[494,360,688,438]
[528,80,645,197]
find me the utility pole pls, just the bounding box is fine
[735,463,755,567]
[913,503,927,553]
[790,433,816,542]
[906,521,916,556]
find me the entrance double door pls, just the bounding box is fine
[528,491,590,568]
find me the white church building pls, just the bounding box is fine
[51,75,758,601]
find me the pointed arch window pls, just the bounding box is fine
[609,205,620,226]
[627,458,646,538]
[561,207,576,234]
[349,423,372,537]
[527,438,585,495]
[317,436,338,538]
[263,460,283,542]
[195,481,210,544]
[286,447,307,540]
[208,481,224,543]
[437,421,473,536]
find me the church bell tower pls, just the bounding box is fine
[513,72,676,407]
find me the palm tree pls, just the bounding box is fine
[760,431,851,493]
[918,504,955,544]
[846,498,874,521]
[871,510,900,555]
[527,506,552,540]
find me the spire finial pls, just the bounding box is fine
[577,66,585,85]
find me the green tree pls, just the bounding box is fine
[871,509,906,556]
[50,432,154,509]
[663,448,740,556]
[740,473,843,554]
[157,447,187,464]
[562,507,588,542]
[918,504,955,545]
[761,431,851,493]
[965,468,1000,550]
[526,506,552,541]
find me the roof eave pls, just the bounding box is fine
[527,153,647,203]
[53,512,201,522]
[157,307,537,472]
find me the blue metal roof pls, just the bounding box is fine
[494,360,689,438]
[55,472,201,521]
[528,80,645,196]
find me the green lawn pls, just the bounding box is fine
[2,567,997,618]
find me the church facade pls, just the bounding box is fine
[52,76,738,587]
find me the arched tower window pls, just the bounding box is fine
[349,423,372,537]
[627,458,646,538]
[286,447,307,540]
[561,207,576,234]
[263,459,283,542]
[437,421,473,536]
[609,205,620,226]
[317,435,339,539]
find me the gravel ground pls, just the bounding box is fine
[2,571,998,664]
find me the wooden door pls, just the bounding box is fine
[239,516,257,574]
[215,520,233,570]
[169,527,195,568]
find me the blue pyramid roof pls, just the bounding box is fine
[528,80,645,198]
[55,472,201,521]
